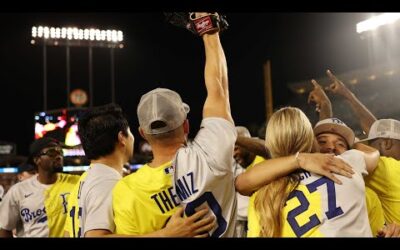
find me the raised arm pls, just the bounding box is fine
[200,13,233,124]
[308,79,332,120]
[325,69,377,134]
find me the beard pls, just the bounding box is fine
[51,159,64,173]
[53,165,64,173]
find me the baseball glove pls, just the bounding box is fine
[164,12,228,36]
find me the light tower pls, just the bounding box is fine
[31,26,124,110]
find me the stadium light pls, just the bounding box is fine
[31,26,124,48]
[356,13,400,34]
[31,25,124,110]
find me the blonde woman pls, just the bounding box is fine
[236,107,379,237]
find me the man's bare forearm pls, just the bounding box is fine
[319,100,333,120]
[236,136,270,159]
[345,92,377,134]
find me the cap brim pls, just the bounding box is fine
[357,136,376,143]
[183,103,190,113]
[314,124,355,148]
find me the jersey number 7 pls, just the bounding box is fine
[286,177,344,237]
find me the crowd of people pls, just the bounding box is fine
[1,12,400,238]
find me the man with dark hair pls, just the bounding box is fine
[0,137,79,237]
[324,70,400,227]
[65,103,134,237]
[308,74,400,237]
[65,103,210,237]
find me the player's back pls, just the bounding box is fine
[66,163,121,237]
[172,117,237,237]
[281,150,372,237]
[113,161,180,235]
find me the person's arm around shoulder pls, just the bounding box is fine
[85,207,215,238]
[235,152,354,196]
[353,142,380,174]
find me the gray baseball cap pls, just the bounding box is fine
[314,118,355,148]
[359,119,400,142]
[137,88,190,135]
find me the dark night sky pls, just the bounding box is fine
[0,12,373,156]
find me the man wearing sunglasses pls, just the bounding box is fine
[0,137,80,237]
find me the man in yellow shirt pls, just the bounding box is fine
[359,119,400,224]
[324,69,400,225]
[113,12,236,237]
[307,74,385,236]
[0,137,80,237]
[65,104,211,238]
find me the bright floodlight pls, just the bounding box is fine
[357,13,400,34]
[31,26,124,48]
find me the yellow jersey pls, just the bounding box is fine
[365,186,385,236]
[245,155,265,171]
[0,173,79,237]
[112,161,179,235]
[248,150,371,237]
[365,156,400,224]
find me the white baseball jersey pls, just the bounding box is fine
[0,173,79,237]
[66,163,121,237]
[172,117,237,237]
[281,149,372,237]
[233,162,249,221]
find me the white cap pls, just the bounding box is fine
[359,119,400,142]
[314,118,355,148]
[137,88,190,135]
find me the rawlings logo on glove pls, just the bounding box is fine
[192,15,214,35]
[165,12,228,36]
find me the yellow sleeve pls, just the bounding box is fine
[247,192,261,237]
[366,157,400,224]
[112,180,139,235]
[365,158,389,195]
[246,155,266,171]
[365,187,385,237]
